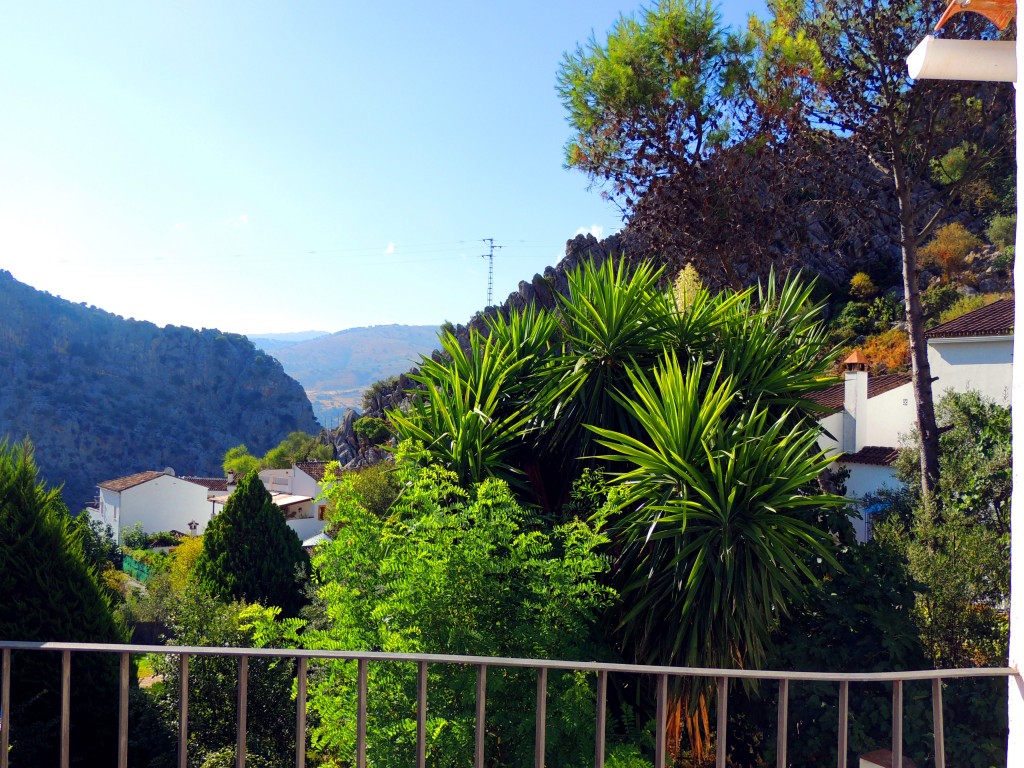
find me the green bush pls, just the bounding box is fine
[986,213,1016,249]
[353,415,392,444]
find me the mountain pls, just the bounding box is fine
[0,271,320,509]
[247,331,330,350]
[257,324,440,425]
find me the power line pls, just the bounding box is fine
[479,238,505,306]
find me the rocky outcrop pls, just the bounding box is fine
[0,271,320,508]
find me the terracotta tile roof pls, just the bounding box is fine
[809,373,912,414]
[296,461,329,482]
[182,476,228,492]
[839,446,900,466]
[97,470,166,492]
[926,298,1014,339]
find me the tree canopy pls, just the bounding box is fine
[0,440,128,766]
[194,471,310,617]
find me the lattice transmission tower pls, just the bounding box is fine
[480,238,504,306]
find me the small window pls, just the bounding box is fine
[318,505,327,521]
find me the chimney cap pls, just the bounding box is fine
[843,350,868,371]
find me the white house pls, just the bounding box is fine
[813,298,1013,539]
[89,468,214,543]
[209,461,332,540]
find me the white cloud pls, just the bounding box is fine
[575,224,604,239]
[226,214,249,228]
[384,242,396,254]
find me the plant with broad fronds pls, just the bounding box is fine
[389,257,848,758]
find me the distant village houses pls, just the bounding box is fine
[88,460,332,546]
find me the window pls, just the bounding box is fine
[318,504,327,521]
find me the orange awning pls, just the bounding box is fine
[935,0,1017,31]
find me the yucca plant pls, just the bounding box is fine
[388,329,535,488]
[590,353,844,756]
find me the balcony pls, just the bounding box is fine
[0,640,1014,768]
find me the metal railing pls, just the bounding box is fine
[0,640,1015,768]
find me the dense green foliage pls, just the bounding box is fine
[301,455,620,767]
[390,259,848,756]
[154,593,300,768]
[0,441,128,766]
[874,392,1011,668]
[194,471,310,617]
[222,431,332,475]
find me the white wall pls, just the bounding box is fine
[105,476,212,542]
[260,468,294,494]
[288,517,327,541]
[860,383,916,448]
[292,467,325,501]
[831,462,900,542]
[928,337,1012,405]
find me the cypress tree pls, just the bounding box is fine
[195,471,309,616]
[0,440,128,766]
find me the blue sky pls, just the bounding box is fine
[1,1,764,335]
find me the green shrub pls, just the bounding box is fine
[986,213,1016,249]
[868,293,903,326]
[353,415,392,444]
[834,301,874,336]
[922,284,961,324]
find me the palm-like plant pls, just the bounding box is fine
[590,353,844,755]
[387,329,535,487]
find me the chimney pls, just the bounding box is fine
[842,351,869,454]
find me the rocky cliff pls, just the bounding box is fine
[0,271,320,508]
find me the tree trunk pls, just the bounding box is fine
[895,168,941,516]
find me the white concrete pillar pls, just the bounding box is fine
[1007,15,1024,759]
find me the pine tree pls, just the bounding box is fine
[0,440,128,766]
[195,471,309,616]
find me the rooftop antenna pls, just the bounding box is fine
[480,238,504,306]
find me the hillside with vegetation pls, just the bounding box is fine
[0,270,320,509]
[257,324,440,424]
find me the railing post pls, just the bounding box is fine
[777,678,789,768]
[236,654,248,768]
[179,653,189,768]
[356,659,368,768]
[838,680,848,768]
[535,667,548,768]
[61,649,70,768]
[716,676,728,768]
[475,664,487,768]
[655,674,667,768]
[595,670,608,768]
[416,661,427,768]
[1,647,10,768]
[296,657,307,768]
[932,677,945,768]
[892,680,903,768]
[119,652,130,768]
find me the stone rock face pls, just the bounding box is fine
[0,270,320,508]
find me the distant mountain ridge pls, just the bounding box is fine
[258,324,440,424]
[0,270,320,508]
[247,331,330,350]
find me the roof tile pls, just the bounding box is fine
[97,470,166,492]
[840,446,900,466]
[926,298,1014,339]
